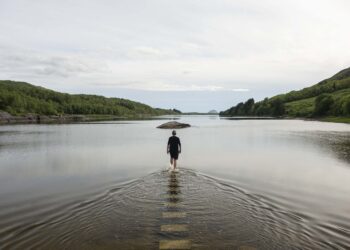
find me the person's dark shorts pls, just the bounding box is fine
[170,151,179,160]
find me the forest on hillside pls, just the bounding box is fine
[0,80,180,116]
[220,67,350,118]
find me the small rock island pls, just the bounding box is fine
[157,121,191,129]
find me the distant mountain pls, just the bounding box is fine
[208,110,218,114]
[0,80,180,117]
[220,67,350,119]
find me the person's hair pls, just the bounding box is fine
[172,130,176,135]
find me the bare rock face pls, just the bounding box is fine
[157,121,191,129]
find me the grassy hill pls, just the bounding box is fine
[0,80,180,117]
[220,67,350,119]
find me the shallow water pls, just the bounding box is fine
[0,116,350,249]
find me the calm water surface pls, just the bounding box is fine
[0,116,350,249]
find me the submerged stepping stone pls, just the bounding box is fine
[238,246,257,250]
[162,194,181,199]
[168,184,180,188]
[164,202,182,208]
[159,239,191,249]
[161,224,188,232]
[165,191,180,196]
[162,212,187,218]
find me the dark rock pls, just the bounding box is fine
[157,121,191,129]
[25,114,37,121]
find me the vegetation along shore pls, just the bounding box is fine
[0,80,180,124]
[220,67,350,123]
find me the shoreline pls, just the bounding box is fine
[318,117,350,124]
[0,112,169,125]
[220,115,350,124]
[1,112,349,125]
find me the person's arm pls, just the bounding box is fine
[178,138,181,153]
[167,138,170,154]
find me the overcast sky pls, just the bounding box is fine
[1,0,350,112]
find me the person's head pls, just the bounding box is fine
[172,130,176,136]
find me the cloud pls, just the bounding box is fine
[91,80,226,92]
[0,0,350,111]
[127,46,166,59]
[0,46,107,79]
[230,88,250,92]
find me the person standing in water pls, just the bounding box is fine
[167,130,181,169]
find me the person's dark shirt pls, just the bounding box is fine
[168,136,181,153]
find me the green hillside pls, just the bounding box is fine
[220,67,350,119]
[0,80,180,117]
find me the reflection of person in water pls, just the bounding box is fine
[167,130,181,169]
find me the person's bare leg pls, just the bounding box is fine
[170,158,173,167]
[173,159,177,169]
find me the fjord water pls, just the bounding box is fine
[0,116,350,249]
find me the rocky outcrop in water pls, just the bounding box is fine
[157,121,191,129]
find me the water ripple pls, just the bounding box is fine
[0,169,349,249]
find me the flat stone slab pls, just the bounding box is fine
[164,202,182,208]
[238,246,257,250]
[157,121,191,129]
[159,239,191,249]
[161,224,188,232]
[168,183,180,187]
[162,212,187,218]
[168,187,180,192]
[161,194,181,199]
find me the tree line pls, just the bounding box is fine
[220,97,286,117]
[220,67,350,117]
[0,80,180,116]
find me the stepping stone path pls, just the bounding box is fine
[159,170,258,250]
[159,171,191,249]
